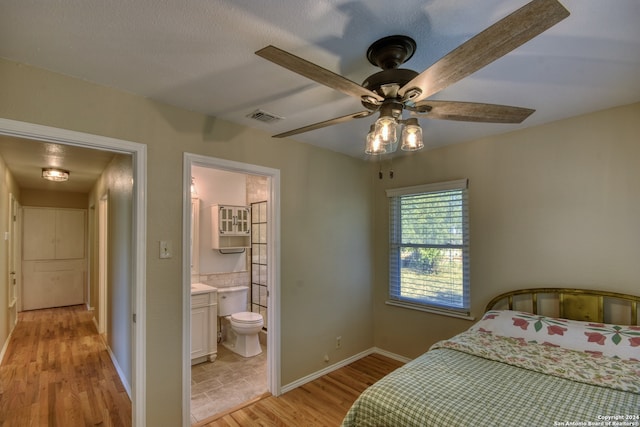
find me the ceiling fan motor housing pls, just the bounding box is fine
[362,35,421,110]
[361,68,420,109]
[366,35,417,70]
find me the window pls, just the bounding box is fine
[386,179,470,317]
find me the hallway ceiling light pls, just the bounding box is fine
[42,167,69,182]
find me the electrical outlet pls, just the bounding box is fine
[336,336,342,349]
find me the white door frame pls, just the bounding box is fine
[0,118,147,427]
[7,193,19,329]
[182,153,281,427]
[98,194,109,335]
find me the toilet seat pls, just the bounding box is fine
[231,311,263,324]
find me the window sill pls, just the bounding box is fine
[385,300,475,321]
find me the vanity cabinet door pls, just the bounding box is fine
[191,306,208,359]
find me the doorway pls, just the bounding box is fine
[182,153,280,426]
[7,193,20,331]
[0,118,147,427]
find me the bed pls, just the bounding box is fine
[342,288,640,427]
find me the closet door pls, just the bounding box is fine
[55,209,86,259]
[22,208,56,260]
[22,264,84,310]
[22,207,86,310]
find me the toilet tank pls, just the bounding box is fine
[217,286,249,316]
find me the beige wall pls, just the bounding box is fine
[21,189,87,208]
[372,102,640,358]
[0,58,374,425]
[88,153,134,386]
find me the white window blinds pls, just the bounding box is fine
[387,179,470,315]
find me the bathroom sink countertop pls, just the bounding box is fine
[191,283,217,295]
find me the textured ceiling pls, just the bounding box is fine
[1,0,639,162]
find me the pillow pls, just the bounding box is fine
[470,310,640,361]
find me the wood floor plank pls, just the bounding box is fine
[0,305,131,427]
[203,354,403,427]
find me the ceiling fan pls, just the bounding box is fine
[256,0,570,155]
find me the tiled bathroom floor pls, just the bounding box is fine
[190,343,267,424]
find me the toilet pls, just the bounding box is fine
[217,286,264,357]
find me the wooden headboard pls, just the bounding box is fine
[485,288,639,325]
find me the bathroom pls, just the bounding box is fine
[189,165,270,424]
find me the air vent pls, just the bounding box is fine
[247,109,284,124]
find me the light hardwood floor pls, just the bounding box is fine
[0,305,131,427]
[0,305,404,427]
[198,353,404,427]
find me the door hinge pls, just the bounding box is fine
[133,313,137,323]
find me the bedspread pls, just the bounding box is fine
[342,334,639,427]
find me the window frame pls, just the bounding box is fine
[385,179,472,319]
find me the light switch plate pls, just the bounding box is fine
[159,240,172,259]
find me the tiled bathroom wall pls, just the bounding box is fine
[198,271,250,291]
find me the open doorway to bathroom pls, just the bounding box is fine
[182,154,280,426]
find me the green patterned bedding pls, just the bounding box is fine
[342,332,640,427]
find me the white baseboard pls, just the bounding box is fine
[106,345,131,398]
[0,327,15,365]
[280,347,410,394]
[371,347,412,364]
[98,331,132,398]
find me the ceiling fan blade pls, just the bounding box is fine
[256,46,383,104]
[415,100,534,123]
[272,111,374,138]
[399,0,570,102]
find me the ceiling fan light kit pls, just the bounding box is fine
[256,0,570,157]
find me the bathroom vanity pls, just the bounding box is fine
[190,283,217,364]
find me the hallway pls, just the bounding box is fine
[0,305,131,426]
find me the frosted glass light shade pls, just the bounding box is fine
[42,168,69,182]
